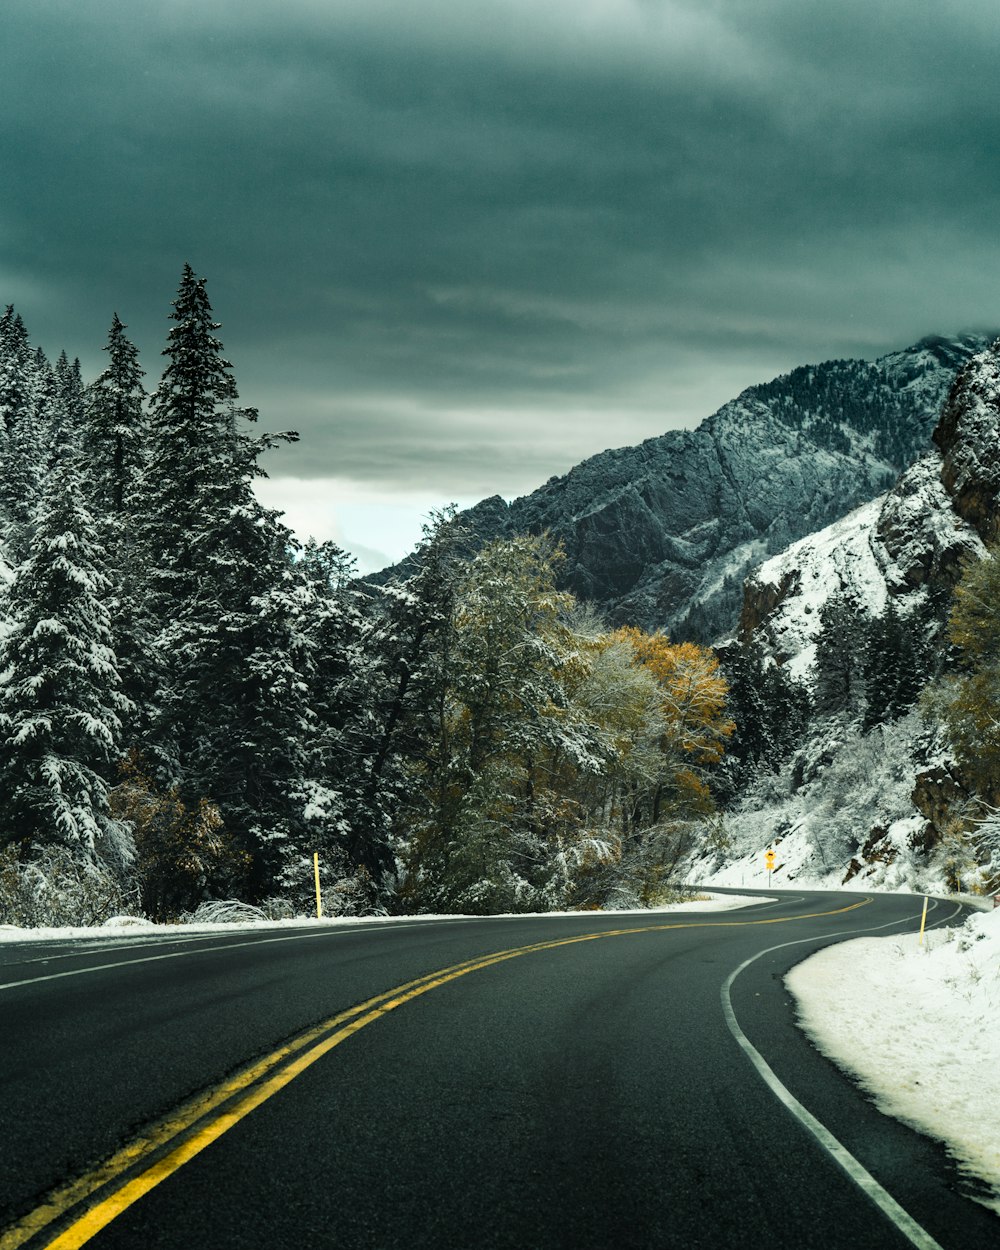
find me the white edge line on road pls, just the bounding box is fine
[0,920,476,993]
[1,900,744,991]
[721,898,965,1250]
[0,894,773,986]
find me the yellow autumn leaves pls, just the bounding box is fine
[398,535,733,912]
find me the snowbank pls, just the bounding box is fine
[689,711,966,897]
[787,906,1000,1213]
[0,892,766,945]
[693,816,933,894]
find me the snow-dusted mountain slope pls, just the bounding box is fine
[935,338,1000,545]
[443,333,993,640]
[696,336,1000,893]
[741,456,985,679]
[741,334,1000,676]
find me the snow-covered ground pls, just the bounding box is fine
[787,904,1000,1213]
[688,709,975,897]
[0,891,765,946]
[691,813,934,894]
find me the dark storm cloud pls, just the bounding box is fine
[3,0,999,494]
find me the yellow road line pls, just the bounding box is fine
[2,899,872,1250]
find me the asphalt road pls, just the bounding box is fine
[0,891,994,1249]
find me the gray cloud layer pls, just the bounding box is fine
[3,0,999,495]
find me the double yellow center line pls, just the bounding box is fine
[1,901,870,1250]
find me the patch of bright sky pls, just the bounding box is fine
[254,477,482,574]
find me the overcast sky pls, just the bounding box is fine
[4,1,999,569]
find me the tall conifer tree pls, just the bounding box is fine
[142,266,308,894]
[0,307,35,432]
[0,311,46,561]
[86,314,147,516]
[50,352,86,464]
[0,443,129,855]
[83,315,151,742]
[144,264,240,618]
[813,594,866,719]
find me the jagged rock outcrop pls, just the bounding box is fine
[728,336,1000,873]
[740,337,1000,675]
[740,457,985,673]
[454,333,993,639]
[911,764,971,837]
[934,336,1000,544]
[739,568,798,640]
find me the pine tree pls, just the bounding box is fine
[721,641,810,788]
[50,352,85,464]
[85,313,147,516]
[862,599,923,729]
[294,539,368,869]
[349,510,468,888]
[0,309,45,560]
[82,315,153,743]
[143,264,241,619]
[140,266,305,895]
[31,347,60,447]
[0,444,130,857]
[169,506,322,898]
[0,307,35,432]
[813,594,867,719]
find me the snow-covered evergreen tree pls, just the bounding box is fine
[351,510,468,889]
[80,314,153,743]
[813,593,867,719]
[0,308,45,561]
[140,265,308,895]
[85,313,147,516]
[720,641,810,791]
[0,443,130,858]
[0,307,35,432]
[50,351,85,464]
[291,539,368,882]
[31,347,60,447]
[863,600,924,729]
[143,264,241,619]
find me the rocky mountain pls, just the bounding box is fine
[694,336,1000,893]
[739,455,985,680]
[451,333,993,641]
[741,336,1000,675]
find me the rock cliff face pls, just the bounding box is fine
[934,337,1000,544]
[457,333,992,640]
[739,459,984,676]
[726,337,1000,875]
[740,337,1000,675]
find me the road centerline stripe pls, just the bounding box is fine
[3,898,881,1250]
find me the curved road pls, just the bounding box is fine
[0,891,993,1249]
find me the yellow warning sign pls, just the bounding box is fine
[765,850,776,869]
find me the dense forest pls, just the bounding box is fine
[0,268,735,924]
[2,270,998,927]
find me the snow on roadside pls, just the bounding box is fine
[786,906,1000,1213]
[0,892,767,946]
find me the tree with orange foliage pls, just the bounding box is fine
[609,626,734,826]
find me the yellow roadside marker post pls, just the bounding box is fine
[918,895,928,946]
[765,848,776,884]
[313,852,323,920]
